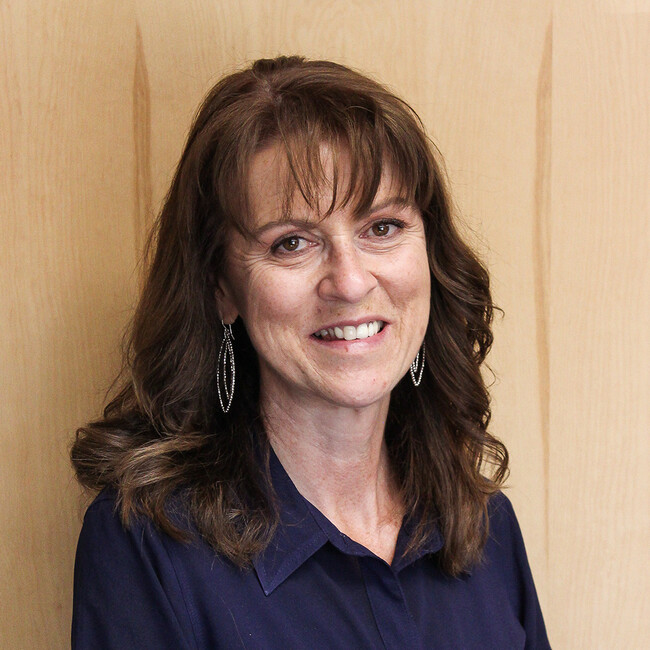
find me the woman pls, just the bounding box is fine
[71,56,550,648]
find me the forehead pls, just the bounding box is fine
[243,142,412,230]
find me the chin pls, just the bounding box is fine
[320,384,393,410]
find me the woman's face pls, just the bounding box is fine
[216,143,430,411]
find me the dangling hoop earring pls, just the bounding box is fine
[410,344,425,387]
[217,320,236,413]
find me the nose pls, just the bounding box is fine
[317,240,378,303]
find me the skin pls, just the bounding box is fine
[216,143,431,563]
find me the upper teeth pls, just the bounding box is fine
[315,321,384,341]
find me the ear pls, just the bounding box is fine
[214,275,239,325]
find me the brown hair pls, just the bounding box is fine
[71,55,508,576]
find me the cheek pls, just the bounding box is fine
[408,272,431,328]
[388,247,431,301]
[392,251,431,337]
[416,263,432,322]
[237,268,312,341]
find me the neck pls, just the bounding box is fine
[260,384,403,562]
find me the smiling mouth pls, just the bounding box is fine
[312,320,385,342]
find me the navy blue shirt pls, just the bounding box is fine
[72,450,550,649]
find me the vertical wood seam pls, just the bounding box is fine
[133,22,152,286]
[533,17,552,569]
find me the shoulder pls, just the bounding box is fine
[83,487,119,519]
[481,492,538,605]
[76,486,208,589]
[487,489,516,517]
[73,489,199,648]
[76,488,154,574]
[76,487,195,578]
[486,490,524,546]
[80,488,123,533]
[482,494,551,647]
[79,487,200,566]
[480,492,536,598]
[79,488,142,541]
[81,487,191,534]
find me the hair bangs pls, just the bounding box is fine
[228,103,427,239]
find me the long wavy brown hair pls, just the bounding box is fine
[71,55,508,576]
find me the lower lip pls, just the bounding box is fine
[310,324,389,350]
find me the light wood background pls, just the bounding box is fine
[1,1,648,648]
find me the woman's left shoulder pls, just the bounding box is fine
[487,490,520,528]
[482,494,552,648]
[484,491,531,564]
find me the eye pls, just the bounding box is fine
[272,235,308,254]
[366,219,405,238]
[371,223,392,236]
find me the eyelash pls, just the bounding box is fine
[271,234,310,254]
[270,218,406,255]
[364,218,405,238]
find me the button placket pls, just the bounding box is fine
[358,556,422,650]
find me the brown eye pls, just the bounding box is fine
[371,223,391,236]
[271,234,310,255]
[281,237,301,251]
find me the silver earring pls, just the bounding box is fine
[410,344,425,387]
[217,321,235,413]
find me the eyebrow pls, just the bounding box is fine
[251,197,416,237]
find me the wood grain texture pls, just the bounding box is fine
[0,1,137,647]
[1,1,647,647]
[548,3,650,646]
[133,21,154,277]
[533,18,553,564]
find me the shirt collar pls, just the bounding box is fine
[252,448,329,595]
[252,446,443,595]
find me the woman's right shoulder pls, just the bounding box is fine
[79,486,193,550]
[77,488,145,555]
[73,494,198,648]
[84,487,118,512]
[81,488,127,529]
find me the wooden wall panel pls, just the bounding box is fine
[1,1,647,647]
[0,2,137,647]
[548,3,650,647]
